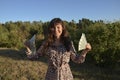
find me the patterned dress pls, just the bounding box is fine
[28,42,88,80]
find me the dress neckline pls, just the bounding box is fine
[51,43,64,48]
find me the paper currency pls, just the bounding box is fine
[26,35,36,55]
[78,33,87,51]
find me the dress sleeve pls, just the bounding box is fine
[70,42,89,63]
[36,41,46,56]
[27,41,46,60]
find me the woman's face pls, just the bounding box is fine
[54,23,63,39]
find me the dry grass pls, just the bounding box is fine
[0,48,120,80]
[0,48,47,80]
[71,62,120,80]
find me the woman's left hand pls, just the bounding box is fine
[85,43,92,51]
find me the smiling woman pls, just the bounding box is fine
[24,18,92,80]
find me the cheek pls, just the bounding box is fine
[54,29,62,36]
[60,30,63,34]
[59,27,63,33]
[58,29,62,35]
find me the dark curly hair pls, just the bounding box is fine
[44,18,72,51]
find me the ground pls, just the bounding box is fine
[0,48,120,80]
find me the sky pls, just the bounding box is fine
[0,0,120,23]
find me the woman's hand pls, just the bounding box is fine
[24,41,32,55]
[25,47,32,55]
[85,43,92,51]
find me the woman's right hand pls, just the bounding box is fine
[24,41,32,55]
[25,47,32,55]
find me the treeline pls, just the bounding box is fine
[0,18,120,67]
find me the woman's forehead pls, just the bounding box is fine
[54,23,62,26]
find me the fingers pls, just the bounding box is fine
[24,42,31,55]
[24,41,32,55]
[25,50,32,55]
[86,43,92,51]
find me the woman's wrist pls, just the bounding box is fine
[81,49,87,57]
[85,48,91,52]
[81,53,86,57]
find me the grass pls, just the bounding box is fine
[0,48,47,80]
[0,48,120,80]
[71,62,120,80]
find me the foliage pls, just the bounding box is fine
[0,19,120,67]
[85,21,120,67]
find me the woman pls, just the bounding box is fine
[25,18,91,80]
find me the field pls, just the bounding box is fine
[0,48,120,80]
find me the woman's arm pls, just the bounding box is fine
[70,43,91,63]
[25,41,46,60]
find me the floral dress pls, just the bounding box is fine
[28,42,88,80]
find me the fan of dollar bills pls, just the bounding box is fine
[71,33,87,52]
[78,33,87,51]
[26,35,36,55]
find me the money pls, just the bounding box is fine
[78,33,87,51]
[26,35,36,55]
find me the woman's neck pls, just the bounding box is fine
[54,38,62,46]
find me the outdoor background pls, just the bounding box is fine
[0,0,120,80]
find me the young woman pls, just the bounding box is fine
[25,18,91,80]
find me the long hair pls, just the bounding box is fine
[44,18,72,51]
